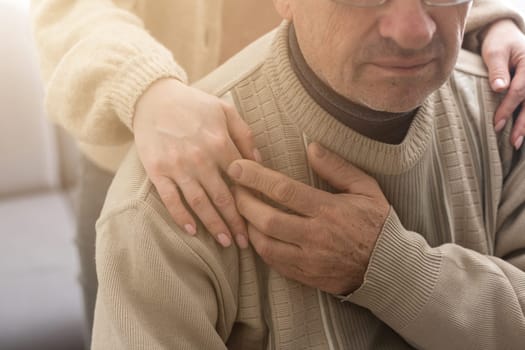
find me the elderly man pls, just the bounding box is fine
[92,0,525,348]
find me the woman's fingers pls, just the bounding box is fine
[176,176,234,248]
[199,172,249,248]
[150,175,197,235]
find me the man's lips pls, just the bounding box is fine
[370,57,436,70]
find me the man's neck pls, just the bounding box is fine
[288,25,416,145]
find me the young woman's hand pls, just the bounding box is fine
[482,19,525,149]
[133,78,260,249]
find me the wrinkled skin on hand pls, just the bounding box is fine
[228,143,390,295]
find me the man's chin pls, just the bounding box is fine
[351,72,448,113]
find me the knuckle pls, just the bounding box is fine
[328,154,348,174]
[272,179,297,204]
[259,214,277,233]
[210,134,230,151]
[510,84,525,98]
[153,178,176,197]
[212,191,234,208]
[158,186,177,203]
[188,189,207,209]
[165,147,185,169]
[331,154,350,174]
[304,217,321,239]
[317,205,344,230]
[202,94,218,106]
[147,158,164,174]
[253,172,266,188]
[484,48,503,62]
[185,147,209,167]
[247,170,265,190]
[317,204,331,218]
[166,145,181,161]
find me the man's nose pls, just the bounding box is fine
[378,0,436,50]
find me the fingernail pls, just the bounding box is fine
[253,149,262,163]
[228,163,242,180]
[493,78,507,91]
[514,136,524,150]
[184,224,196,235]
[495,119,506,132]
[235,234,249,249]
[313,143,326,158]
[217,233,232,248]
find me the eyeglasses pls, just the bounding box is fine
[333,0,472,7]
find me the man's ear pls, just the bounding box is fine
[273,0,293,21]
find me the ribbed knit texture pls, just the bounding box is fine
[93,23,525,349]
[31,0,524,172]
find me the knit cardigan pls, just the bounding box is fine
[92,22,525,349]
[31,0,523,172]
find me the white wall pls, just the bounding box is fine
[507,0,525,14]
[0,0,29,10]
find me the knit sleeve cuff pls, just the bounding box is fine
[108,49,187,132]
[463,0,525,53]
[340,208,443,330]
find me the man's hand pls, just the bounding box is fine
[134,78,260,249]
[228,143,390,295]
[482,19,525,149]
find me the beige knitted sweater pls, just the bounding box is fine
[92,22,525,349]
[31,0,523,172]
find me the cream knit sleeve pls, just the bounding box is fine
[30,0,186,146]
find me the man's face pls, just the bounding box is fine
[276,0,471,112]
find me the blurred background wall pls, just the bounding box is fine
[506,0,525,14]
[0,0,85,349]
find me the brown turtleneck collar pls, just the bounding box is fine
[288,25,417,145]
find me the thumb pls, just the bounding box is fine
[307,142,380,196]
[483,49,511,93]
